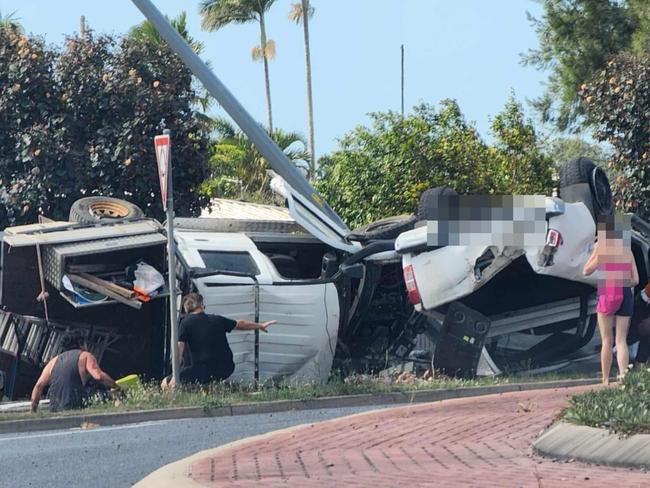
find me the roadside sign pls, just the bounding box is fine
[154,134,170,210]
[155,130,179,386]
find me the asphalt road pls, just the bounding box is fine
[0,405,395,488]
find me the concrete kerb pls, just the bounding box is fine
[0,377,599,435]
[533,421,650,470]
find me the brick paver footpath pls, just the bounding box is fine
[186,386,648,487]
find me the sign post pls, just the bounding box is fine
[155,130,180,386]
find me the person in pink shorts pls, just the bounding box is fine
[583,214,638,385]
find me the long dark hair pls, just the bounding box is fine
[60,331,88,352]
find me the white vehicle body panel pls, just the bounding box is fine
[398,199,598,312]
[175,230,340,383]
[270,175,360,254]
[525,201,598,286]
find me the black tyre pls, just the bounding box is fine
[69,197,144,224]
[417,186,458,221]
[591,165,614,215]
[347,215,417,242]
[558,157,613,221]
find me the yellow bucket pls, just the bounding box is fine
[116,374,140,390]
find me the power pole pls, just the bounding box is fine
[80,16,86,39]
[401,44,405,117]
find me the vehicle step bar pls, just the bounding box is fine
[486,296,597,338]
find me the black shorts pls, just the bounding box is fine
[616,287,634,317]
[178,362,234,385]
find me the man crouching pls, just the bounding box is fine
[30,332,120,413]
[161,293,276,388]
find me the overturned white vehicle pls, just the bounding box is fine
[3,1,650,402]
[395,158,649,376]
[126,0,650,379]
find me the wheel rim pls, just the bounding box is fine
[88,201,130,219]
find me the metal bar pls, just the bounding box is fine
[400,44,405,117]
[487,297,597,338]
[254,279,260,388]
[165,129,180,386]
[129,0,348,232]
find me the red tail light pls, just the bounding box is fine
[403,264,421,305]
[546,229,562,248]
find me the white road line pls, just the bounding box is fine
[0,420,173,443]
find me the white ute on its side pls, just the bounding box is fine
[395,158,650,376]
[175,229,339,383]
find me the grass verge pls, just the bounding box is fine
[1,370,594,422]
[563,367,650,435]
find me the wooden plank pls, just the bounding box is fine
[66,274,142,310]
[78,273,135,299]
[66,263,123,274]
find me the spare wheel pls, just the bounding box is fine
[558,157,613,221]
[69,196,145,224]
[417,186,459,221]
[347,215,417,242]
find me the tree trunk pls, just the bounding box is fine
[259,13,274,133]
[301,0,315,177]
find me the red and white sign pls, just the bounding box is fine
[154,134,171,210]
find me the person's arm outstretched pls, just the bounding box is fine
[235,320,277,333]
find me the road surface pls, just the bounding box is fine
[0,405,393,488]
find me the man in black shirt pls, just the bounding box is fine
[162,293,276,387]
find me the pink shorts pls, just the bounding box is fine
[597,287,633,316]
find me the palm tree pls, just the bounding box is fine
[205,117,308,202]
[129,12,211,115]
[129,11,204,53]
[0,10,23,33]
[200,0,278,133]
[289,1,315,176]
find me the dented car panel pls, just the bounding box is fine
[176,229,340,384]
[396,225,525,311]
[525,201,598,286]
[399,200,600,313]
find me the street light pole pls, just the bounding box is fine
[401,44,405,117]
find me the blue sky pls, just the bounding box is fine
[1,1,547,158]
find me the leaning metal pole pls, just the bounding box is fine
[129,0,348,232]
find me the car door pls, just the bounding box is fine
[177,231,340,383]
[254,281,339,383]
